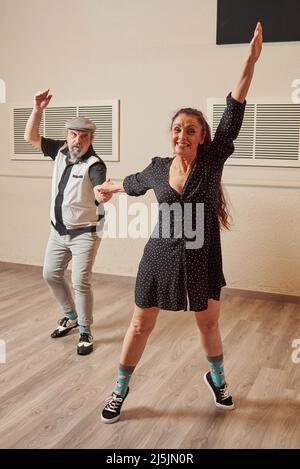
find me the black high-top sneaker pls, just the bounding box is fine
[204,372,234,410]
[101,387,130,424]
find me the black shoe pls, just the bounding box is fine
[204,372,235,410]
[51,317,78,338]
[77,332,93,355]
[101,387,129,424]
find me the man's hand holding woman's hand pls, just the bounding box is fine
[94,179,118,203]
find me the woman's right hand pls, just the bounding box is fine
[95,179,124,201]
[94,184,113,203]
[98,179,120,194]
[95,179,118,203]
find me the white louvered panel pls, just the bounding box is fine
[45,107,77,139]
[79,105,113,159]
[212,104,255,159]
[207,98,300,167]
[255,104,300,160]
[14,108,43,154]
[231,104,255,159]
[11,100,119,161]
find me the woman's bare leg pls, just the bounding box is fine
[120,304,160,366]
[194,299,234,409]
[194,298,222,357]
[101,305,160,423]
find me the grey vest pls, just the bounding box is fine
[51,144,102,231]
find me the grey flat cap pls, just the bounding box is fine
[65,116,96,132]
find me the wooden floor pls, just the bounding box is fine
[0,262,300,449]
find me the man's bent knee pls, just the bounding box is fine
[43,267,60,284]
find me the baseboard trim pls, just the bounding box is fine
[222,286,300,305]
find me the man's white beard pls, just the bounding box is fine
[69,146,84,163]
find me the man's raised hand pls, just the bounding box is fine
[34,89,52,111]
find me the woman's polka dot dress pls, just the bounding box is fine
[123,93,246,312]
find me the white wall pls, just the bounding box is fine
[0,0,300,295]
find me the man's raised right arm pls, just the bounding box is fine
[24,89,52,151]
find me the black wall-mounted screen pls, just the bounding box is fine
[217,0,300,45]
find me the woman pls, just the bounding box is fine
[97,23,263,423]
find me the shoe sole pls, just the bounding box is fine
[203,373,235,410]
[101,414,121,424]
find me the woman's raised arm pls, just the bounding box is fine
[232,22,263,103]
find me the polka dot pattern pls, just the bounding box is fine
[123,93,246,312]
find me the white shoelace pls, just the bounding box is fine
[219,384,230,400]
[104,395,124,414]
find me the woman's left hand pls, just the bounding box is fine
[249,22,263,63]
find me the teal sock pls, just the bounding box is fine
[207,354,225,388]
[113,364,135,398]
[79,325,91,335]
[65,310,77,320]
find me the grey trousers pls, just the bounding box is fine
[43,227,101,327]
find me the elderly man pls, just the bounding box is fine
[24,89,106,355]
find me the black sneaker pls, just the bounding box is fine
[51,317,78,338]
[101,387,129,424]
[204,372,235,410]
[77,332,93,355]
